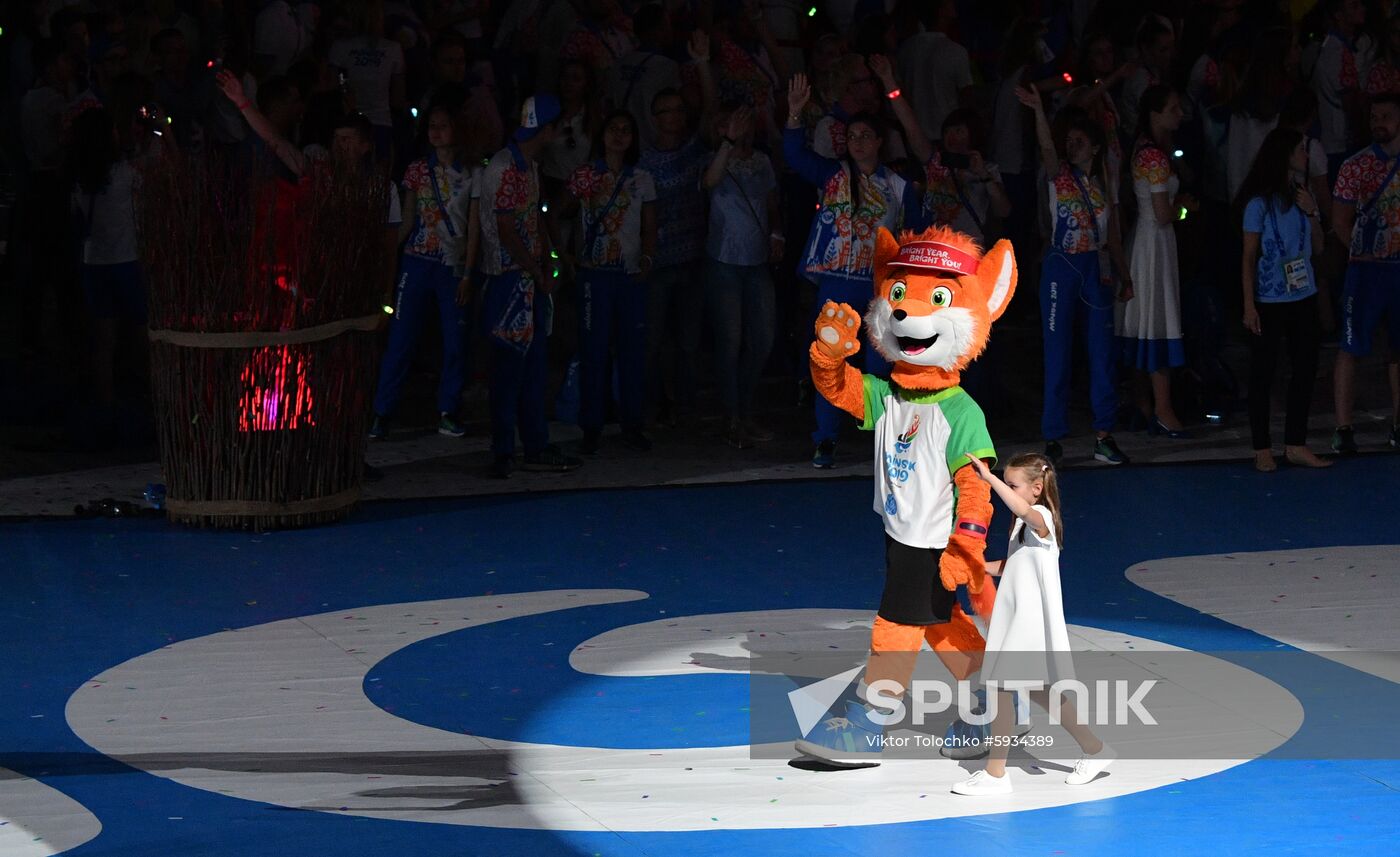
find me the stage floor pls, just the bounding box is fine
[3,458,1399,855]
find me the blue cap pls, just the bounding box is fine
[514,94,562,141]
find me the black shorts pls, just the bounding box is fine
[877,534,955,626]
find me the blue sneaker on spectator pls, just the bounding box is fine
[794,697,885,766]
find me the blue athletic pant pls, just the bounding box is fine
[1039,250,1117,440]
[373,254,467,417]
[1340,260,1400,358]
[579,268,647,434]
[811,274,889,444]
[482,271,550,458]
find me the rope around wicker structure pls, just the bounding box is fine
[139,151,392,529]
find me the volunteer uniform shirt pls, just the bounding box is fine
[1314,32,1374,155]
[1367,59,1400,96]
[479,143,542,276]
[923,153,1002,242]
[1047,162,1108,253]
[813,109,849,159]
[401,156,472,261]
[566,163,657,273]
[783,127,917,284]
[1334,145,1400,259]
[440,167,480,270]
[714,34,779,116]
[860,380,996,549]
[561,19,634,72]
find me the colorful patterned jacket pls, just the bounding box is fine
[783,127,920,284]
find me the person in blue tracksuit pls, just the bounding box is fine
[784,72,920,469]
[1016,85,1132,466]
[370,101,474,439]
[563,109,659,454]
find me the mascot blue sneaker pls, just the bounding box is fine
[941,688,1032,760]
[795,696,887,767]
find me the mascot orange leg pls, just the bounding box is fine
[866,464,998,697]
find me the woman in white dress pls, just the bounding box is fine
[950,451,1112,796]
[1118,85,1197,437]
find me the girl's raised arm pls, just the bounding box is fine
[963,453,1050,539]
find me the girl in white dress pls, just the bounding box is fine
[951,452,1113,796]
[1117,85,1196,437]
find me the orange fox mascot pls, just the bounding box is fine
[794,224,1017,766]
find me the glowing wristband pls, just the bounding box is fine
[886,87,901,100]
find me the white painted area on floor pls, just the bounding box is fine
[1127,545,1400,684]
[67,593,1298,832]
[0,767,102,856]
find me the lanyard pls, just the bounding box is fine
[1068,167,1101,245]
[428,152,460,238]
[948,167,985,236]
[850,166,890,218]
[725,162,766,233]
[1265,198,1304,257]
[1361,146,1400,217]
[582,162,632,260]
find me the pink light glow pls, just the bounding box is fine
[238,346,316,432]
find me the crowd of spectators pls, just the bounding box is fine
[6,0,1400,475]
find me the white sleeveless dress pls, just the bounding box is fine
[1116,143,1185,372]
[981,505,1076,690]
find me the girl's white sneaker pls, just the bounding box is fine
[1065,744,1116,785]
[951,769,1013,796]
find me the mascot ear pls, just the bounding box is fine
[980,239,1017,322]
[873,227,901,285]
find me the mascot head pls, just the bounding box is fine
[865,225,1018,391]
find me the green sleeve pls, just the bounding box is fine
[860,375,890,431]
[941,392,996,476]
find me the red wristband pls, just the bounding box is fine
[954,518,990,541]
[886,87,901,100]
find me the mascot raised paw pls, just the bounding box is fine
[795,225,1017,767]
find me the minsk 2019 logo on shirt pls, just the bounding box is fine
[894,414,920,453]
[885,414,920,518]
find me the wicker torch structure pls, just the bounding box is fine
[138,155,390,529]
